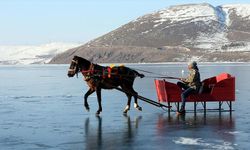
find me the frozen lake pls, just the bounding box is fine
[0,63,250,149]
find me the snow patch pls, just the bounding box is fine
[227,131,241,135]
[219,42,250,52]
[193,32,229,50]
[190,56,201,62]
[174,137,235,149]
[219,6,231,26]
[222,4,250,19]
[153,22,163,28]
[154,4,217,24]
[174,137,202,145]
[141,30,151,34]
[215,6,229,28]
[0,42,81,65]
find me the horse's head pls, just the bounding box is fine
[68,56,80,77]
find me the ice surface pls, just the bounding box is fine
[0,63,249,149]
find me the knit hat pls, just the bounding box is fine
[188,61,197,68]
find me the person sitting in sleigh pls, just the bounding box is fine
[177,61,201,115]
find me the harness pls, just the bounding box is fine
[81,63,95,81]
[69,59,133,89]
[81,63,121,81]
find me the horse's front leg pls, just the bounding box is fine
[84,88,95,111]
[96,87,102,115]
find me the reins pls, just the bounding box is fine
[83,69,180,80]
[130,67,181,80]
[69,59,181,80]
[130,68,166,76]
[82,66,181,80]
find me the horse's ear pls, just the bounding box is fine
[73,55,78,59]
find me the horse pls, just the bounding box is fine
[67,56,145,115]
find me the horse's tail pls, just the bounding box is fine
[133,70,145,78]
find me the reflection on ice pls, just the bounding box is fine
[81,113,237,149]
[84,115,142,150]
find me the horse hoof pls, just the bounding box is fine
[123,110,128,114]
[96,110,102,115]
[123,105,130,114]
[85,106,90,112]
[137,106,142,111]
[84,105,90,110]
[123,113,128,117]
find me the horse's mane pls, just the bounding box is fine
[75,56,88,63]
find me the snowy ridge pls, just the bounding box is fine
[222,4,250,19]
[154,3,217,23]
[221,4,250,27]
[150,3,250,51]
[139,3,250,29]
[0,42,81,65]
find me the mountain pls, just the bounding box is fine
[51,3,250,64]
[0,43,81,65]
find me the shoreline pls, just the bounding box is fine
[1,62,250,67]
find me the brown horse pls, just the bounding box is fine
[67,56,145,115]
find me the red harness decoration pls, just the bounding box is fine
[102,68,105,79]
[107,67,112,78]
[82,63,94,73]
[81,64,120,79]
[101,67,112,79]
[81,63,95,81]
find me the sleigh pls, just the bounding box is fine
[154,73,236,113]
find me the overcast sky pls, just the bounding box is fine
[0,0,249,45]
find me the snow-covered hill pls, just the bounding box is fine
[88,3,250,50]
[51,3,250,63]
[0,43,81,65]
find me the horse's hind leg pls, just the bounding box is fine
[122,84,142,112]
[96,88,102,115]
[123,93,132,114]
[131,89,142,111]
[84,88,95,111]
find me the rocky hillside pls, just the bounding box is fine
[50,3,250,64]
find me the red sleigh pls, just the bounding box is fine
[154,73,235,113]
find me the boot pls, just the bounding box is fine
[177,106,186,115]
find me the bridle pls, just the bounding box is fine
[68,59,95,79]
[68,59,79,76]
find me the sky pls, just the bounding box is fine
[0,0,249,45]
